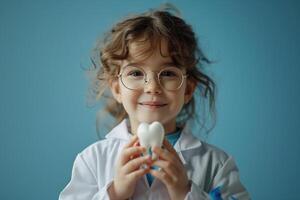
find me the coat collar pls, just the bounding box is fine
[105,119,202,164]
[105,119,132,141]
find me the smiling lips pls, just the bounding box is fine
[139,101,167,109]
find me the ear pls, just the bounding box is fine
[184,80,196,104]
[109,79,122,103]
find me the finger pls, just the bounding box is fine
[149,169,173,186]
[123,155,152,174]
[127,166,149,181]
[162,139,180,159]
[120,146,146,165]
[123,135,139,148]
[133,140,140,147]
[151,159,178,177]
[130,141,141,159]
[152,146,177,164]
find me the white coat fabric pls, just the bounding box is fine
[59,119,250,200]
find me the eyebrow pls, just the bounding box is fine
[123,61,177,68]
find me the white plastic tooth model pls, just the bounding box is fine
[137,121,165,160]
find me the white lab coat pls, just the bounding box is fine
[59,119,250,200]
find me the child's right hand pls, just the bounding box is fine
[108,135,151,200]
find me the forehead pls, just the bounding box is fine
[122,38,174,68]
[130,37,170,59]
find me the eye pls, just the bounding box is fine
[123,67,145,80]
[160,70,178,77]
[127,70,143,77]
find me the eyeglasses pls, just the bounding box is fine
[117,65,188,91]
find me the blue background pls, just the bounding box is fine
[1,0,299,199]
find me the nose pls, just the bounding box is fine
[144,73,162,94]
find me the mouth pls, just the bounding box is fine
[138,102,168,109]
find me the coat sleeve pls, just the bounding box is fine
[185,156,251,200]
[59,154,112,200]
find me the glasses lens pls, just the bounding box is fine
[159,67,183,90]
[120,66,184,91]
[121,66,145,90]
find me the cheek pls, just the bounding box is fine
[120,89,140,109]
[169,90,185,109]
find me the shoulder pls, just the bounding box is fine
[199,140,230,166]
[78,119,131,160]
[180,133,235,190]
[179,128,230,166]
[78,137,125,161]
[70,137,125,179]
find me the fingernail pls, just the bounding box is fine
[145,155,152,162]
[141,164,148,169]
[145,154,151,159]
[152,154,158,161]
[141,148,146,153]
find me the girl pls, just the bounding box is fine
[59,4,250,200]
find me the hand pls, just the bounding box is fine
[150,139,190,200]
[108,135,152,200]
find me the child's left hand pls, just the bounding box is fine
[150,139,190,200]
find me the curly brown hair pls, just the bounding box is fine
[85,4,216,136]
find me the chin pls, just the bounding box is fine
[139,117,159,124]
[138,114,170,125]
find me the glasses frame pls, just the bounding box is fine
[117,66,188,91]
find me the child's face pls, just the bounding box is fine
[110,40,195,135]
